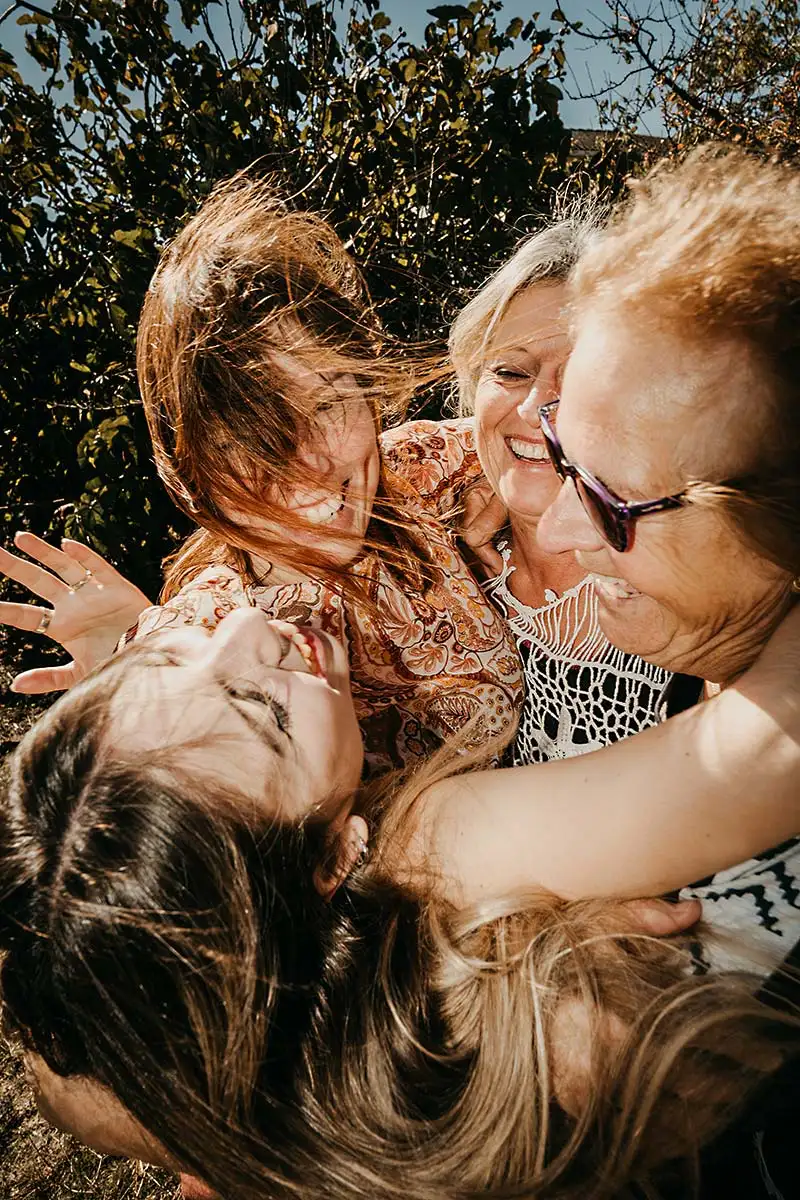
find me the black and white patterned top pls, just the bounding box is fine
[661,676,800,979]
[485,548,671,765]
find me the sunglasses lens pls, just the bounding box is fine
[576,478,628,552]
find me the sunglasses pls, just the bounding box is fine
[538,401,686,552]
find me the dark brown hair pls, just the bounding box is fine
[1,650,797,1199]
[137,172,441,601]
[571,144,800,575]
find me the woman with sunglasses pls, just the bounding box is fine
[536,145,800,979]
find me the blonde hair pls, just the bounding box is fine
[450,195,607,415]
[571,144,800,575]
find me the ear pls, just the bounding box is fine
[313,815,369,899]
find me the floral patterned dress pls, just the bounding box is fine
[126,419,522,777]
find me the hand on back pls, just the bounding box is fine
[0,532,152,693]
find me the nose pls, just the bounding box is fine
[295,438,335,477]
[516,362,561,426]
[516,386,542,424]
[537,478,606,556]
[206,608,286,671]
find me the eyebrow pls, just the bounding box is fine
[492,337,566,356]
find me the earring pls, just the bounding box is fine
[354,836,370,869]
[791,578,800,594]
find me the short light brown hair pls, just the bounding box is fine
[572,145,800,573]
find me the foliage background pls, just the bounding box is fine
[1,0,576,601]
[1,1,799,1196]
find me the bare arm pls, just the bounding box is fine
[402,605,800,906]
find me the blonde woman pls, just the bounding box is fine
[445,203,673,765]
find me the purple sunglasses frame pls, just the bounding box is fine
[537,401,686,552]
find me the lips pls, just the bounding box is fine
[507,437,550,463]
[272,621,329,680]
[293,626,329,680]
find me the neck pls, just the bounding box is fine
[248,552,309,588]
[694,588,794,687]
[507,510,586,603]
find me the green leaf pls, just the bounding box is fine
[112,228,144,249]
[427,6,473,23]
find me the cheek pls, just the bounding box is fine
[614,513,755,618]
[26,1057,159,1161]
[474,390,517,471]
[474,388,516,440]
[327,406,378,466]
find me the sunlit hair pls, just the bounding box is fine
[137,172,440,601]
[2,653,797,1199]
[571,144,800,575]
[450,194,607,415]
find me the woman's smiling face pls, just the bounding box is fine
[226,358,381,567]
[473,283,569,523]
[111,608,364,825]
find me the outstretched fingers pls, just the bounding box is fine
[11,662,82,694]
[59,537,129,586]
[12,532,95,589]
[0,544,68,606]
[0,600,54,638]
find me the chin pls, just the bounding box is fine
[504,473,561,522]
[594,591,673,666]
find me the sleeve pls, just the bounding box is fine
[379,418,484,520]
[119,566,252,647]
[251,579,348,643]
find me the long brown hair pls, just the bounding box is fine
[571,144,800,576]
[137,171,442,601]
[1,649,797,1199]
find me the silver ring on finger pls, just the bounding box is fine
[68,569,94,594]
[36,609,53,635]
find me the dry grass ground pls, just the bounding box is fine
[0,627,179,1199]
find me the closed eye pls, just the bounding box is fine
[488,365,533,383]
[225,680,292,737]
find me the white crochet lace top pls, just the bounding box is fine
[487,544,800,978]
[484,543,672,766]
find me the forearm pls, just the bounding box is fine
[408,643,800,907]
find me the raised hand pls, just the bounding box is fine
[0,532,153,693]
[458,480,507,579]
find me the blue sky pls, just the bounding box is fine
[0,1,685,133]
[376,1,670,132]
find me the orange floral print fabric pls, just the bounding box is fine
[128,419,522,776]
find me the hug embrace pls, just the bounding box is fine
[0,144,799,1199]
